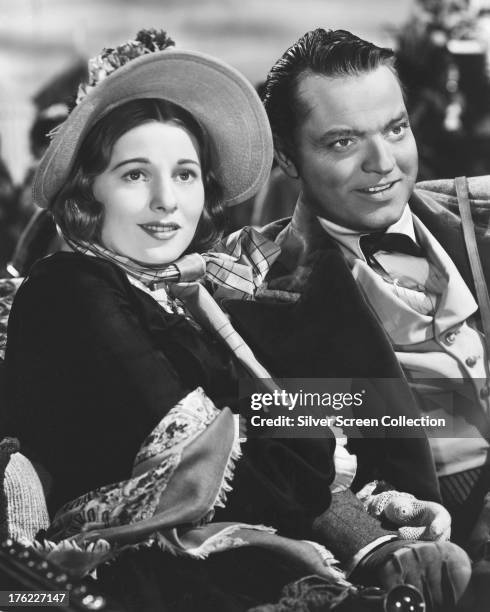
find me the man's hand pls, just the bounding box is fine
[383,496,451,542]
[360,486,451,541]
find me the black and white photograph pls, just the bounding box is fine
[1,1,490,610]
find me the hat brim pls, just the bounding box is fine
[33,49,273,208]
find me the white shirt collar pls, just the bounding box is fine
[316,203,416,263]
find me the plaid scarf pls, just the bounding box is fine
[64,226,280,298]
[65,229,283,394]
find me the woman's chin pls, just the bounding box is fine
[102,236,190,266]
[129,247,182,266]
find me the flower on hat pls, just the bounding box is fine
[76,29,175,105]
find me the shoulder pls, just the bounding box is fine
[7,252,163,355]
[413,175,490,216]
[415,175,490,201]
[14,252,135,313]
[28,251,127,283]
[24,252,128,290]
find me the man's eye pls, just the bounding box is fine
[389,122,409,137]
[331,138,353,150]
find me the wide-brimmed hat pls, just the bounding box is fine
[33,48,273,208]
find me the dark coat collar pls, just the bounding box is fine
[225,186,470,503]
[262,182,490,296]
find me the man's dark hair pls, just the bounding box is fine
[263,28,396,154]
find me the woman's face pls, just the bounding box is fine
[93,121,205,265]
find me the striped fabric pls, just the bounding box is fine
[66,230,285,396]
[219,226,282,292]
[439,467,483,512]
[65,226,280,298]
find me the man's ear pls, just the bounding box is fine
[275,146,300,180]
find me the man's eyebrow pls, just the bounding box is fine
[314,127,364,146]
[314,111,409,145]
[384,111,409,129]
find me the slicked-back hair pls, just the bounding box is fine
[263,28,397,155]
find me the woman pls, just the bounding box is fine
[3,31,340,611]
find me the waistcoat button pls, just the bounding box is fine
[444,332,456,345]
[465,357,477,368]
[480,385,490,400]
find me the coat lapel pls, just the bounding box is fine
[263,199,344,293]
[224,195,443,501]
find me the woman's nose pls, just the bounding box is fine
[150,175,178,213]
[362,137,396,175]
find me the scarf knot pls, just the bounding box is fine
[65,226,280,299]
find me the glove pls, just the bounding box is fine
[359,483,451,541]
[352,540,472,611]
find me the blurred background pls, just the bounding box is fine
[0,0,412,183]
[2,0,490,276]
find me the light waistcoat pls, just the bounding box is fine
[322,210,490,476]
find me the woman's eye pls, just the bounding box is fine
[123,170,145,182]
[175,169,195,183]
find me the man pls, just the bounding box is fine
[245,28,490,552]
[225,30,437,504]
[218,33,490,603]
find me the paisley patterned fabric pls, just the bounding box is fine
[133,387,220,469]
[47,387,236,543]
[0,278,22,361]
[45,387,345,583]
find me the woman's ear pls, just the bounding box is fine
[274,146,300,180]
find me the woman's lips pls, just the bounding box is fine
[138,222,181,239]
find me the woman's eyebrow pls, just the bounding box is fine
[111,157,150,170]
[177,159,201,166]
[111,157,201,170]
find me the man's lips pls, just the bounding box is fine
[356,180,400,195]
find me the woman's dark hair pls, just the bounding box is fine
[52,98,225,253]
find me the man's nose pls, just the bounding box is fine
[150,175,178,213]
[362,137,396,175]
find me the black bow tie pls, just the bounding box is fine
[360,232,424,266]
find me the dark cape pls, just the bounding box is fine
[3,252,337,611]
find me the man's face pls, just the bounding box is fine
[288,66,418,232]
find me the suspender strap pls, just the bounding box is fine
[454,176,490,353]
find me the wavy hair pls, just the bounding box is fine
[51,98,225,253]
